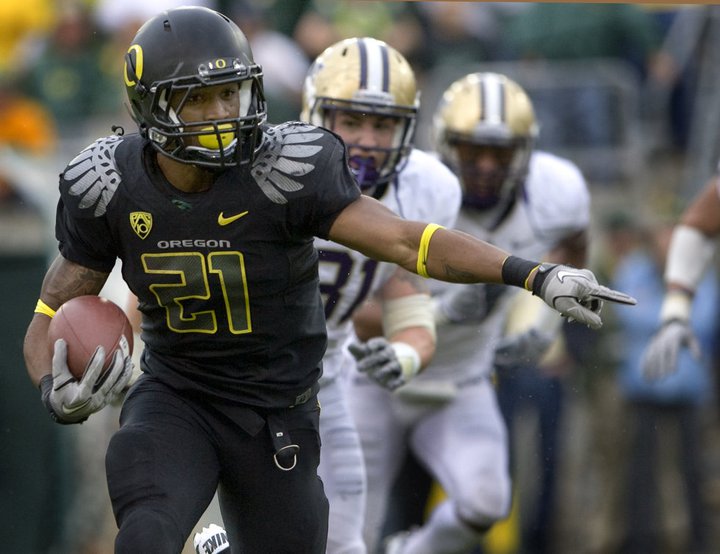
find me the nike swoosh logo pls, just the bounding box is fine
[62,399,91,416]
[557,270,588,283]
[218,211,249,226]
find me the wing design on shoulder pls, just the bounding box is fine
[250,123,324,204]
[63,135,123,217]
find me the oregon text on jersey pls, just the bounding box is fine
[156,239,231,249]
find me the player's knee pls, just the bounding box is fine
[115,508,183,554]
[321,426,366,496]
[105,426,158,514]
[456,476,512,529]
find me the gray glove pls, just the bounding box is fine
[348,337,418,391]
[641,319,701,381]
[493,328,555,371]
[532,264,637,329]
[40,339,133,424]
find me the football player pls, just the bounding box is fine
[348,72,596,553]
[642,173,720,380]
[22,7,635,552]
[302,37,460,553]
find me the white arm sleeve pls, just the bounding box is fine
[664,224,715,292]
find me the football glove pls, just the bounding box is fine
[641,319,701,381]
[493,328,555,371]
[348,337,420,391]
[532,264,636,329]
[40,339,133,424]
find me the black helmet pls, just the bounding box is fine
[123,6,267,168]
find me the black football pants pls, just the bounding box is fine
[105,375,328,553]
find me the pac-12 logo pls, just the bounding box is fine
[130,211,152,240]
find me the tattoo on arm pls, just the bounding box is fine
[42,255,110,308]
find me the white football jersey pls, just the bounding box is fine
[315,149,462,382]
[407,150,590,389]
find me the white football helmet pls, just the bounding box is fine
[301,37,419,190]
[194,523,229,554]
[433,72,538,215]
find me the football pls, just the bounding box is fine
[47,295,134,381]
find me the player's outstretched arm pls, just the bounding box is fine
[643,178,720,380]
[329,196,636,329]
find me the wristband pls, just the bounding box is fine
[659,290,692,322]
[501,256,541,291]
[39,375,62,424]
[35,299,56,318]
[391,342,421,381]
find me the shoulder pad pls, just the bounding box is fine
[61,135,125,218]
[250,122,330,205]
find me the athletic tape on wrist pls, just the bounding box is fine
[391,342,421,381]
[659,290,692,322]
[664,225,715,293]
[416,224,444,278]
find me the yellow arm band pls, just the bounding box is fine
[416,224,444,278]
[35,299,56,318]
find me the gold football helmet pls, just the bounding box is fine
[433,72,538,212]
[301,37,419,189]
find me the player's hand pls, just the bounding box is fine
[41,339,133,424]
[348,337,418,391]
[493,328,555,371]
[533,264,637,329]
[641,319,701,381]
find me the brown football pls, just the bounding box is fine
[47,295,133,381]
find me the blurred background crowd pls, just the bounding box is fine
[3,1,720,553]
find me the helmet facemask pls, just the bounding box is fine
[447,134,533,211]
[134,65,266,169]
[433,72,538,215]
[314,98,416,190]
[123,7,268,169]
[300,37,419,191]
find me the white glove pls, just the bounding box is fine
[40,339,133,424]
[493,328,555,371]
[348,337,420,391]
[641,319,701,381]
[532,264,636,329]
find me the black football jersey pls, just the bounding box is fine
[55,122,361,408]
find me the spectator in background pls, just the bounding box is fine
[0,71,57,206]
[228,2,309,124]
[613,221,716,554]
[292,1,425,70]
[412,2,521,69]
[0,0,55,73]
[500,3,665,156]
[18,3,119,147]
